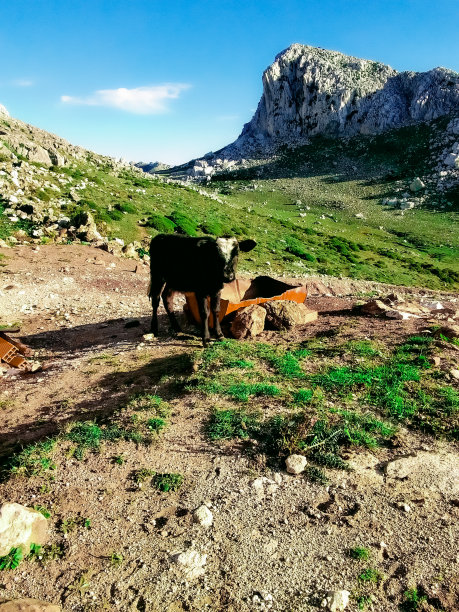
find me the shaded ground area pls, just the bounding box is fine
[0,244,458,611]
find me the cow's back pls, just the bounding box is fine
[149,234,224,292]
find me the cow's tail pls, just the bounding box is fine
[147,279,152,302]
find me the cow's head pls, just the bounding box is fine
[216,237,257,283]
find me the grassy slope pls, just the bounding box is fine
[1,118,458,290]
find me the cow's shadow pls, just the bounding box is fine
[0,312,211,457]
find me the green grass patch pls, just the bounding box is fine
[152,472,183,492]
[358,568,382,583]
[0,547,23,570]
[349,546,371,561]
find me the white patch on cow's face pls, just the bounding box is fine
[216,237,238,263]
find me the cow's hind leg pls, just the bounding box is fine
[149,277,165,335]
[210,293,224,340]
[162,285,182,334]
[196,293,210,347]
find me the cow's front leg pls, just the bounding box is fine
[210,293,224,340]
[162,285,182,333]
[149,278,165,335]
[196,293,210,347]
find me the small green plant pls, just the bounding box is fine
[132,468,156,484]
[27,543,42,561]
[356,595,373,610]
[39,543,66,562]
[349,546,371,561]
[358,568,382,583]
[59,516,91,534]
[112,454,125,465]
[400,588,427,611]
[110,552,124,567]
[68,569,93,597]
[146,417,167,432]
[305,466,329,485]
[207,408,260,440]
[0,547,23,570]
[33,505,51,518]
[153,472,183,492]
[2,438,57,479]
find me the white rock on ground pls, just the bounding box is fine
[321,590,350,611]
[192,505,213,528]
[0,600,61,612]
[385,452,459,498]
[0,503,49,556]
[171,549,207,580]
[410,177,425,192]
[231,304,266,339]
[285,454,307,474]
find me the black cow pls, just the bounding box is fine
[148,234,256,346]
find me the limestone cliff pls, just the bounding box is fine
[221,44,459,157]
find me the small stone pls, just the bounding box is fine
[172,549,207,580]
[450,369,459,381]
[193,505,213,528]
[142,333,157,342]
[410,177,425,192]
[322,590,350,611]
[285,454,307,475]
[396,502,411,512]
[273,472,282,485]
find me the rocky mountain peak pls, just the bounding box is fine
[0,103,9,117]
[217,44,458,158]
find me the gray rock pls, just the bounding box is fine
[386,452,459,497]
[322,590,350,611]
[285,454,307,474]
[231,304,266,339]
[192,505,213,528]
[171,549,207,579]
[410,177,425,192]
[217,44,459,157]
[0,503,49,556]
[262,301,317,330]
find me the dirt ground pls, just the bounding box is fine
[0,244,458,612]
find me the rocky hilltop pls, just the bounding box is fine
[222,43,459,157]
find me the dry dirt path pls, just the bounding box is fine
[0,244,458,612]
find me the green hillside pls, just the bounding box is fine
[1,117,458,290]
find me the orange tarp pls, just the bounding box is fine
[185,276,308,327]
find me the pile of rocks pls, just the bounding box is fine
[230,300,318,339]
[360,293,459,322]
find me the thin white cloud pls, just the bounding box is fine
[13,79,34,87]
[61,84,190,114]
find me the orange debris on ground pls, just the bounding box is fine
[185,275,309,327]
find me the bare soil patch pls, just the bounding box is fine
[0,244,458,611]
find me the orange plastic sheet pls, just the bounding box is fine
[185,275,308,327]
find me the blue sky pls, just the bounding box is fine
[1,0,458,165]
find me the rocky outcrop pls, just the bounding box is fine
[135,161,170,174]
[218,44,459,157]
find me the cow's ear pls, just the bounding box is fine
[238,239,257,252]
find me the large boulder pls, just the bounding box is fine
[0,601,60,612]
[0,503,49,556]
[231,304,266,339]
[262,301,317,330]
